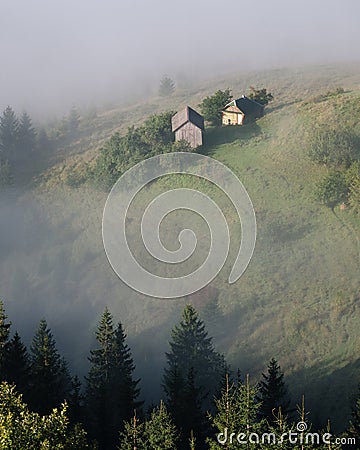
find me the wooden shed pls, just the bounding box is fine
[222,96,264,126]
[171,106,204,148]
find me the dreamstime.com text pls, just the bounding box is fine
[217,424,356,447]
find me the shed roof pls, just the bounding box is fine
[224,96,264,115]
[171,106,205,132]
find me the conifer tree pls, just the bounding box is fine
[163,361,186,428]
[85,308,141,450]
[68,375,84,424]
[182,368,207,446]
[258,358,290,422]
[119,412,146,450]
[68,106,80,133]
[144,401,179,449]
[0,300,11,380]
[207,374,265,449]
[0,106,19,157]
[163,305,224,448]
[5,331,31,397]
[85,308,116,448]
[266,407,297,450]
[17,111,36,154]
[113,323,142,420]
[0,382,92,449]
[36,127,51,152]
[29,318,71,415]
[159,76,175,97]
[189,430,197,450]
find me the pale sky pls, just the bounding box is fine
[1,0,359,115]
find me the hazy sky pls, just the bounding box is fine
[1,0,359,115]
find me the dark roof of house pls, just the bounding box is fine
[224,96,264,115]
[171,106,205,132]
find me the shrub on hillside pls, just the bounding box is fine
[90,111,195,189]
[315,170,348,206]
[199,89,232,126]
[248,86,274,105]
[347,161,360,213]
[308,127,359,167]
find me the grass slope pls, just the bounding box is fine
[1,63,359,431]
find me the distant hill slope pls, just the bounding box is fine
[0,63,359,432]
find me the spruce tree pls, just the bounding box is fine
[144,401,179,449]
[0,300,11,380]
[258,358,290,422]
[17,111,36,154]
[181,367,207,447]
[68,375,84,424]
[163,304,224,448]
[119,412,146,450]
[159,76,175,96]
[29,318,71,415]
[85,308,141,450]
[207,374,265,449]
[68,106,80,133]
[0,106,19,158]
[113,323,142,420]
[5,331,31,397]
[85,308,115,448]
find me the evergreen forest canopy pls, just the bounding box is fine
[0,300,359,449]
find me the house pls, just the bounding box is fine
[222,95,264,126]
[171,106,204,148]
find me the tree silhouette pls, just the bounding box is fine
[258,358,291,422]
[159,76,175,96]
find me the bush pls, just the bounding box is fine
[347,161,360,213]
[90,111,192,189]
[308,127,359,167]
[315,171,348,206]
[199,89,232,126]
[248,86,274,105]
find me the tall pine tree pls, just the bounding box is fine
[84,308,141,450]
[145,401,179,449]
[163,304,224,448]
[0,106,19,158]
[258,358,291,422]
[17,111,36,155]
[207,374,265,450]
[5,331,31,398]
[29,318,71,415]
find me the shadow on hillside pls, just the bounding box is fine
[286,357,360,433]
[265,98,302,114]
[200,122,261,154]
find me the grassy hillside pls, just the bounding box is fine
[0,63,359,431]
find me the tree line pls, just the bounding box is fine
[0,300,358,449]
[0,105,81,187]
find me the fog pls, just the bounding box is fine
[1,0,360,116]
[0,0,359,425]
